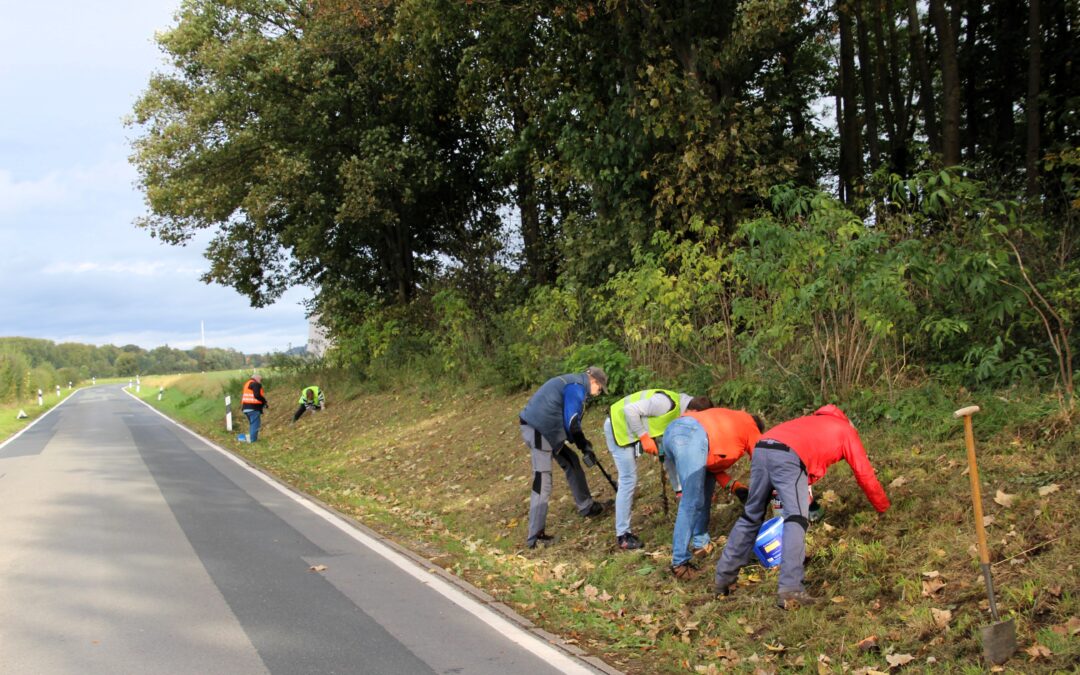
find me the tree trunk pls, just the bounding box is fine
[838,0,862,202]
[961,0,982,161]
[882,0,911,175]
[855,0,881,173]
[929,0,961,166]
[907,0,940,155]
[871,0,898,169]
[1025,0,1042,197]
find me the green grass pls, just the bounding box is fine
[128,373,1079,673]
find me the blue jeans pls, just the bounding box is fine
[604,417,683,537]
[244,409,262,442]
[664,417,715,567]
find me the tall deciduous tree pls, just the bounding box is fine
[130,0,493,308]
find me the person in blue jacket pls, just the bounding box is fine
[519,366,609,549]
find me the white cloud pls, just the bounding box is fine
[0,170,67,214]
[42,261,169,277]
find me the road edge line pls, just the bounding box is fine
[0,388,82,452]
[124,389,622,675]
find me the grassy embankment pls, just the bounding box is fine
[132,372,1078,674]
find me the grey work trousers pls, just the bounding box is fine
[714,445,810,595]
[521,423,595,546]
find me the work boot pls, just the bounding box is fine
[671,562,701,581]
[714,583,734,598]
[583,502,606,518]
[527,530,555,549]
[776,590,818,610]
[692,541,715,558]
[617,532,643,550]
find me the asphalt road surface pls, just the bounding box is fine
[0,386,610,674]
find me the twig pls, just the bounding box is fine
[992,536,1062,567]
[660,462,670,517]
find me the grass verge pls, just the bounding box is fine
[133,373,1079,674]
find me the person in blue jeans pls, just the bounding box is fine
[664,408,761,580]
[240,375,268,442]
[602,391,712,550]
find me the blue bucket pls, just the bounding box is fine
[753,516,783,568]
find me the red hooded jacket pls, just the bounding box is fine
[763,405,890,513]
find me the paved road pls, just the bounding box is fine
[0,386,607,674]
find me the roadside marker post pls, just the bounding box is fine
[225,395,233,432]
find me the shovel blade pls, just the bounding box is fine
[981,618,1016,665]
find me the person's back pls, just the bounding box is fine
[763,405,888,512]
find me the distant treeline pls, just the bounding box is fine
[0,337,265,403]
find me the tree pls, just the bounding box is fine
[130,0,494,308]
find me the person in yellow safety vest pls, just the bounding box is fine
[603,390,714,550]
[292,385,325,423]
[241,375,268,442]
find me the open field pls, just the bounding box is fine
[126,372,1080,673]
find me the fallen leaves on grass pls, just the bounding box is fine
[1025,643,1052,660]
[856,635,879,652]
[922,576,946,597]
[889,476,908,488]
[993,490,1017,507]
[931,607,952,629]
[1050,616,1080,636]
[884,652,915,667]
[1038,484,1060,497]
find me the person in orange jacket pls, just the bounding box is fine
[660,406,763,580]
[713,404,890,609]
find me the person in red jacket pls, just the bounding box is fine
[712,404,890,609]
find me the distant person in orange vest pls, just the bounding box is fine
[241,375,268,442]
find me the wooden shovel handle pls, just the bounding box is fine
[961,413,992,566]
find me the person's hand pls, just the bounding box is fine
[639,433,659,456]
[582,446,597,468]
[731,481,749,503]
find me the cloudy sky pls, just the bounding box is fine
[0,0,310,355]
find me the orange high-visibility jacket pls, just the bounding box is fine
[682,408,761,488]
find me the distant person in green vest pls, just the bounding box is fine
[603,390,714,550]
[292,385,325,423]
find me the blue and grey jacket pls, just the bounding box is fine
[519,372,592,450]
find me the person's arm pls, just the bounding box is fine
[563,383,590,450]
[709,469,748,502]
[844,430,890,512]
[253,382,268,406]
[628,392,675,455]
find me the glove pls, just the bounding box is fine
[731,481,749,503]
[638,433,659,456]
[581,442,597,468]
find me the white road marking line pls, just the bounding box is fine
[126,390,603,675]
[0,389,81,452]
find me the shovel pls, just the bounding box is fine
[954,405,1017,665]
